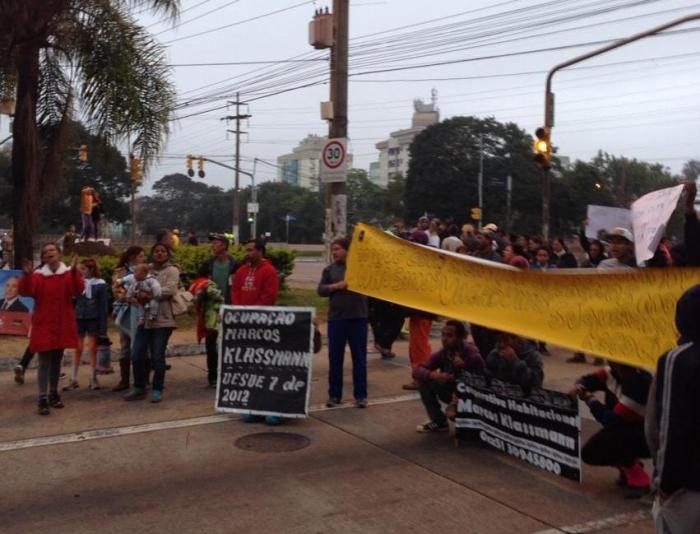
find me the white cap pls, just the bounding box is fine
[606,227,634,243]
[483,223,498,233]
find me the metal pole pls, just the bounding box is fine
[251,159,258,239]
[506,174,512,233]
[286,215,290,244]
[477,134,483,229]
[541,12,700,239]
[234,92,241,243]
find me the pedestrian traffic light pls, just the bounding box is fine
[470,207,482,221]
[78,144,88,162]
[186,154,194,177]
[130,155,142,183]
[197,156,205,178]
[533,127,552,169]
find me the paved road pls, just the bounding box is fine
[0,337,655,534]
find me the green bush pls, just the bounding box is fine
[84,244,297,299]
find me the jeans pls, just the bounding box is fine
[582,424,650,467]
[37,350,64,396]
[118,330,132,385]
[132,326,172,392]
[205,330,218,384]
[418,380,454,425]
[20,346,34,370]
[327,318,368,401]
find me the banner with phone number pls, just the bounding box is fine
[345,223,700,369]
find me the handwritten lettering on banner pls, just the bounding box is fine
[346,223,700,369]
[631,184,684,265]
[215,306,315,418]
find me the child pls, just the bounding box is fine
[67,258,108,390]
[120,264,162,325]
[189,264,224,387]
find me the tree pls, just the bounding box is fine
[405,116,544,233]
[0,1,177,264]
[682,159,700,182]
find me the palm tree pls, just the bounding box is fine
[0,1,178,263]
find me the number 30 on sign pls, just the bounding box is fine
[320,137,348,183]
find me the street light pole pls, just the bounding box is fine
[541,12,700,240]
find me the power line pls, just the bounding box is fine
[169,59,327,66]
[154,0,242,35]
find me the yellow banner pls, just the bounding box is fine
[346,223,700,369]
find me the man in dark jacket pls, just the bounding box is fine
[646,284,700,532]
[486,332,544,393]
[414,320,484,433]
[200,233,238,387]
[572,363,652,498]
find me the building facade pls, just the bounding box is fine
[372,90,440,187]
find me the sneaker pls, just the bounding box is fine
[624,485,650,499]
[566,353,587,364]
[355,398,368,409]
[165,364,172,371]
[37,397,50,416]
[13,364,25,385]
[416,420,448,433]
[89,377,101,390]
[325,397,342,408]
[112,381,129,392]
[151,390,163,403]
[123,388,147,401]
[380,349,396,360]
[402,381,419,390]
[48,392,64,408]
[265,416,283,426]
[62,380,79,391]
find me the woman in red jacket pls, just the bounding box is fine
[19,243,84,415]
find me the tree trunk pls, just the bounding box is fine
[12,44,41,266]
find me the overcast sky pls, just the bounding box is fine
[4,0,699,192]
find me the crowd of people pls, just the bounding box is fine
[4,181,699,532]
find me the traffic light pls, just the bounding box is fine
[78,144,88,162]
[594,178,604,191]
[130,155,142,183]
[197,156,205,178]
[470,207,482,221]
[247,213,255,223]
[186,154,194,177]
[533,127,552,169]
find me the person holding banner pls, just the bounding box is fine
[485,332,544,393]
[414,320,483,433]
[318,237,369,409]
[18,244,84,415]
[571,363,652,499]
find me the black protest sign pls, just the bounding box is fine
[455,372,582,482]
[216,306,314,418]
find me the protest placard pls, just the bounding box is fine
[585,205,631,239]
[0,270,34,336]
[631,184,684,265]
[215,306,314,418]
[455,372,581,482]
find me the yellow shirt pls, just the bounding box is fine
[80,187,93,214]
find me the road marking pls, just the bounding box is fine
[0,393,420,453]
[534,509,652,533]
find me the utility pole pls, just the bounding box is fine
[222,92,251,244]
[328,0,349,240]
[506,174,512,233]
[477,134,483,230]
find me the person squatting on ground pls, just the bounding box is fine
[64,258,108,391]
[646,284,700,533]
[123,244,180,404]
[233,238,283,425]
[572,363,652,499]
[485,332,544,393]
[318,237,369,410]
[18,244,84,415]
[414,320,484,433]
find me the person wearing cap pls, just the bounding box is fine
[597,228,636,271]
[472,230,501,263]
[200,233,239,387]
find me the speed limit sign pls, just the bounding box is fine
[320,137,348,183]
